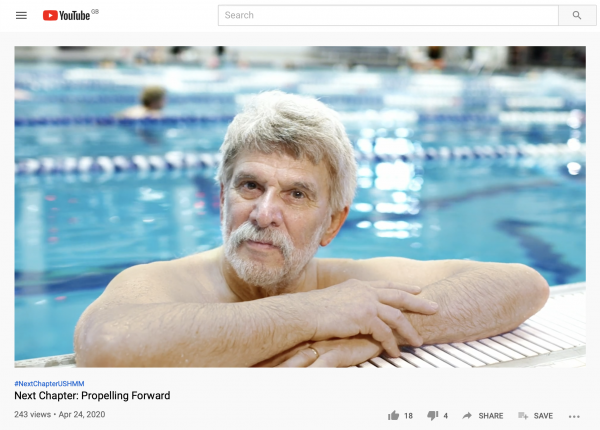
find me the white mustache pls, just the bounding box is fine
[228,221,294,260]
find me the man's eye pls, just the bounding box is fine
[243,182,257,190]
[291,190,305,199]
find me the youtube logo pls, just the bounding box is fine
[42,9,92,21]
[43,10,58,21]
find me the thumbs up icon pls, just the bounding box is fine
[388,410,399,420]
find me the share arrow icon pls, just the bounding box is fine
[463,412,472,419]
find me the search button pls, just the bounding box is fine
[559,5,596,25]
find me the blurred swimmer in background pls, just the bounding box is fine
[116,85,166,119]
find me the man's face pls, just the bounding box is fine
[221,150,334,292]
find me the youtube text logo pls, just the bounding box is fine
[42,10,91,21]
[43,10,58,21]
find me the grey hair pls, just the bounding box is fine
[216,91,357,213]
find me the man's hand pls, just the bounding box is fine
[300,279,438,358]
[252,341,314,367]
[276,336,384,368]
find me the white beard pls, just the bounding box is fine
[222,217,328,295]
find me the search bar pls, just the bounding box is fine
[218,5,596,26]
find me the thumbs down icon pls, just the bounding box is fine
[427,411,438,421]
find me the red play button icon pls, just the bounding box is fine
[43,10,58,21]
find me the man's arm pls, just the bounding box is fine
[319,258,550,345]
[406,262,549,344]
[74,263,437,367]
[271,260,549,367]
[74,266,316,367]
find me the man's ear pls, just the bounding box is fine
[320,206,349,247]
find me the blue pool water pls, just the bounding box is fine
[15,64,586,360]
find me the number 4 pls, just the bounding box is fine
[444,413,448,418]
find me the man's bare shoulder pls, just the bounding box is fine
[101,247,234,305]
[316,256,483,288]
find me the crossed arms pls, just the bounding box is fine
[74,257,549,367]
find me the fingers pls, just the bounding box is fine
[372,286,436,347]
[256,341,312,367]
[377,304,423,347]
[366,281,421,295]
[277,348,318,368]
[308,352,337,367]
[377,289,438,314]
[280,338,384,367]
[277,347,347,368]
[368,317,401,357]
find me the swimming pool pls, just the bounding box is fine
[15,64,586,360]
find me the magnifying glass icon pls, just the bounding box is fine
[573,11,581,19]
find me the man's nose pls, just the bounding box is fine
[250,189,283,228]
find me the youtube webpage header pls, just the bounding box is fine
[1,2,598,31]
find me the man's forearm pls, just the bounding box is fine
[404,263,549,345]
[75,295,315,367]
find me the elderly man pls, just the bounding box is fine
[75,91,549,367]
